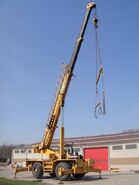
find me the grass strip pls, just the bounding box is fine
[0,177,40,185]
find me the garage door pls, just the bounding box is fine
[84,147,108,171]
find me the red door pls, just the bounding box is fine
[84,147,108,171]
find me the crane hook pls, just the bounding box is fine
[93,17,98,28]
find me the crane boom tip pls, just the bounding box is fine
[86,2,96,9]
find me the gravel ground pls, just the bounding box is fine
[0,166,139,185]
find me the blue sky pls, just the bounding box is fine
[0,0,139,145]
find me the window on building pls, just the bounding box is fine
[21,150,25,153]
[14,150,19,153]
[125,144,137,149]
[112,145,123,150]
[27,149,32,153]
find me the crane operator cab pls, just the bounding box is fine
[64,144,83,159]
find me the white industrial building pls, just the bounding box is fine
[12,130,139,171]
[110,143,139,171]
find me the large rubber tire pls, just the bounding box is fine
[32,162,43,179]
[72,173,85,179]
[55,162,71,181]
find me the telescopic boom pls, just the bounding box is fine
[38,2,96,150]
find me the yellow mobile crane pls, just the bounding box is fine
[15,2,102,180]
